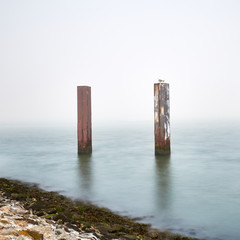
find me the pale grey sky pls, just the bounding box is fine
[0,0,239,125]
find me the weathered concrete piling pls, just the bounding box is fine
[77,86,92,154]
[154,81,170,155]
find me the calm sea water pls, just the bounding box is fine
[0,121,239,240]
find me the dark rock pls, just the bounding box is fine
[47,208,57,214]
[11,193,18,198]
[108,228,117,233]
[46,219,54,224]
[63,226,70,232]
[147,231,159,239]
[52,213,59,221]
[55,230,62,236]
[65,222,80,232]
[26,219,39,225]
[35,211,44,216]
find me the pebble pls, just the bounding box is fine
[0,191,100,240]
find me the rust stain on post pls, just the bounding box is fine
[77,86,92,154]
[154,81,170,155]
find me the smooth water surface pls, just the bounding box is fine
[0,121,240,240]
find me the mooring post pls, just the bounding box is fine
[77,86,92,154]
[154,80,170,155]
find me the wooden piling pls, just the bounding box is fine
[77,86,92,154]
[154,81,170,155]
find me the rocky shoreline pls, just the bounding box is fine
[0,178,200,240]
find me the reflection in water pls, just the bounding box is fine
[77,154,92,199]
[155,155,171,212]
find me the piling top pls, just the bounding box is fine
[77,86,91,88]
[155,81,169,87]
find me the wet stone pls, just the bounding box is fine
[149,231,159,239]
[18,230,43,240]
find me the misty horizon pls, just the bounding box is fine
[1,0,240,125]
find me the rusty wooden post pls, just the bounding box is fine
[77,86,92,154]
[154,80,170,155]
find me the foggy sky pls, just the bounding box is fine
[1,0,240,125]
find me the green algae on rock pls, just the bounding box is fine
[0,178,200,240]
